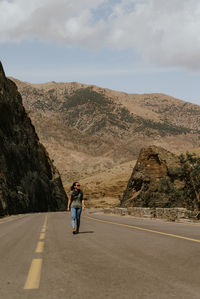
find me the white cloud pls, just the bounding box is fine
[1,0,200,69]
[107,0,200,70]
[0,0,107,45]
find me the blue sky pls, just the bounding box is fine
[1,0,200,105]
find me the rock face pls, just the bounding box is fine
[0,62,67,216]
[121,146,188,209]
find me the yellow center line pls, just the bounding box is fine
[24,259,43,290]
[85,216,200,244]
[24,214,48,291]
[43,215,48,227]
[40,233,45,240]
[35,241,44,253]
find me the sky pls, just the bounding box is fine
[1,0,200,105]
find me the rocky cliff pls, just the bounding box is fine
[0,62,67,217]
[121,146,199,210]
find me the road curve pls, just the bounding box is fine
[1,211,200,299]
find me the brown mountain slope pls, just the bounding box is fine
[11,78,200,203]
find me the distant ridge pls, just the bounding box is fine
[11,77,200,203]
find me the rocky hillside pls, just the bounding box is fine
[121,146,200,211]
[12,79,200,187]
[0,63,67,217]
[9,78,200,206]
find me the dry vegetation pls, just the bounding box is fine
[11,78,200,207]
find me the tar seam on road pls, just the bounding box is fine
[0,215,28,225]
[85,216,200,244]
[24,214,48,290]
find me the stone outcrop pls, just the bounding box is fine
[0,62,67,217]
[121,145,187,209]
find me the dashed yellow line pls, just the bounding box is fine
[24,214,48,290]
[35,241,44,253]
[40,233,45,240]
[24,259,43,290]
[85,216,200,244]
[43,215,48,228]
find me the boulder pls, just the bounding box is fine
[121,145,186,208]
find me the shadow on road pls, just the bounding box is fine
[79,231,94,234]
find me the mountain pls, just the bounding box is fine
[11,78,200,203]
[0,63,67,217]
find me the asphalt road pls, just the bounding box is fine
[1,210,200,299]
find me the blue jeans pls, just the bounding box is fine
[71,207,82,229]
